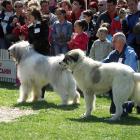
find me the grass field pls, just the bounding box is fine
[0,82,140,140]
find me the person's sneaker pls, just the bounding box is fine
[123,101,134,113]
[136,106,140,114]
[110,101,134,115]
[121,108,128,117]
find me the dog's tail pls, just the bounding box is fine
[134,73,140,82]
[133,73,140,105]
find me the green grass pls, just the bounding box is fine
[0,82,140,140]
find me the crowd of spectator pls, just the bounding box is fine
[0,0,140,57]
[0,0,140,115]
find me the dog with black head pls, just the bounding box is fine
[60,49,140,121]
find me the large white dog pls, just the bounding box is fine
[8,41,80,105]
[60,49,140,120]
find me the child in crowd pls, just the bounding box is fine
[68,19,89,53]
[101,22,112,42]
[83,9,96,55]
[89,27,112,61]
[52,8,72,55]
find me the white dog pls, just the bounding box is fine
[8,41,80,105]
[60,49,140,120]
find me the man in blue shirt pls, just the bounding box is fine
[104,32,137,70]
[104,32,139,115]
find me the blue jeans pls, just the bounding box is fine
[54,44,68,55]
[0,38,6,49]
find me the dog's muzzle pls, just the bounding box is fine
[59,62,73,73]
[59,61,67,69]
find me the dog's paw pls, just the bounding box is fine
[73,95,80,104]
[73,99,80,105]
[80,113,91,119]
[67,100,79,105]
[17,99,26,104]
[28,97,43,103]
[27,98,37,103]
[37,98,45,102]
[107,116,120,121]
[59,101,69,106]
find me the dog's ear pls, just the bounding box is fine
[63,52,79,65]
[69,53,79,62]
[16,48,22,63]
[8,46,16,57]
[8,46,22,63]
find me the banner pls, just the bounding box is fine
[0,60,16,79]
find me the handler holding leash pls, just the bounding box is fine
[103,32,140,116]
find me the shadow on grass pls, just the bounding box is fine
[67,115,140,126]
[0,82,18,90]
[0,82,54,91]
[13,101,79,111]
